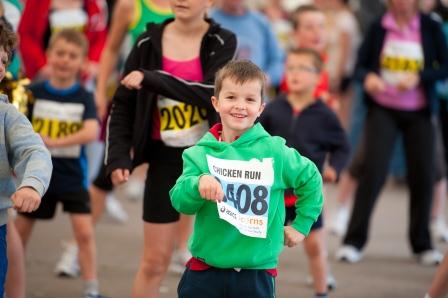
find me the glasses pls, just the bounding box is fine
[286,65,319,74]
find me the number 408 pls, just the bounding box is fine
[215,177,269,216]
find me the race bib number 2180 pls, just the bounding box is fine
[32,99,84,158]
[206,155,274,238]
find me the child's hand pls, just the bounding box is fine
[323,166,337,183]
[198,175,224,202]
[11,187,41,213]
[40,135,59,148]
[111,168,130,186]
[284,226,305,247]
[121,71,144,90]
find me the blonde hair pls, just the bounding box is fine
[48,29,88,56]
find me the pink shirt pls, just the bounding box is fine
[152,56,208,147]
[162,56,204,82]
[374,12,426,111]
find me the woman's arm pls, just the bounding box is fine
[95,0,134,118]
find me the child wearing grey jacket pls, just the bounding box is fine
[0,22,52,296]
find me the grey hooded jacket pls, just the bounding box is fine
[0,94,52,225]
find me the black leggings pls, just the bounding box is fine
[343,104,435,253]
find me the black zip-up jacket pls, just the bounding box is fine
[105,18,237,174]
[259,95,350,175]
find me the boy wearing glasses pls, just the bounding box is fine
[260,48,349,298]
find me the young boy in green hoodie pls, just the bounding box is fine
[170,60,323,298]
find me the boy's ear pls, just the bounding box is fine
[257,102,266,117]
[211,96,219,112]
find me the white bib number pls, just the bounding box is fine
[32,99,84,158]
[207,155,274,238]
[157,98,208,147]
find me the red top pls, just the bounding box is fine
[208,123,240,142]
[187,258,278,277]
[18,0,108,79]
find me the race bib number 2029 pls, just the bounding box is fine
[206,155,274,238]
[158,98,208,147]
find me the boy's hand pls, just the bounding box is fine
[11,187,41,213]
[284,226,305,247]
[322,166,337,183]
[111,168,130,185]
[121,71,144,90]
[198,175,224,202]
[40,135,59,148]
[364,72,386,95]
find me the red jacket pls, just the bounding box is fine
[18,0,107,79]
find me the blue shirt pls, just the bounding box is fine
[211,9,285,86]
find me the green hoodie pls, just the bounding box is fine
[170,123,323,269]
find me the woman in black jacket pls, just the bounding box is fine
[336,0,448,266]
[105,2,237,296]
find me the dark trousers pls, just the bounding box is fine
[344,104,435,253]
[178,267,276,298]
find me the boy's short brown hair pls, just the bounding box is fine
[48,29,89,56]
[0,20,17,63]
[288,48,323,73]
[292,4,323,30]
[214,60,266,98]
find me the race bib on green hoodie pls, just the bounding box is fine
[206,155,274,238]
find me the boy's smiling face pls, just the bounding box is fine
[0,47,8,82]
[212,77,265,139]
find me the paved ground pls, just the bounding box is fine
[25,182,447,298]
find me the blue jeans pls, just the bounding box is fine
[0,224,7,297]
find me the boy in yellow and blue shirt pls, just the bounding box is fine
[14,29,105,298]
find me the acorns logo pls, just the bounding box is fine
[220,206,226,213]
